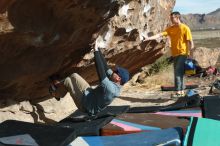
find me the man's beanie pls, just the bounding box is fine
[116,66,130,85]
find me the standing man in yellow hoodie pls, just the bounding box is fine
[144,11,194,97]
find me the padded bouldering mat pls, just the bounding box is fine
[184,117,220,146]
[0,120,76,146]
[153,109,202,118]
[57,106,130,137]
[58,116,114,136]
[0,134,38,146]
[60,106,130,123]
[101,113,189,136]
[70,127,183,146]
[202,95,220,120]
[161,83,198,91]
[128,95,201,113]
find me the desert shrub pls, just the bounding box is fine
[148,56,172,75]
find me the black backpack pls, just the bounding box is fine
[209,79,220,94]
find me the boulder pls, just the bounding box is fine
[0,0,175,123]
[0,0,175,101]
[193,47,220,68]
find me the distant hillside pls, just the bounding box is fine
[208,8,220,15]
[182,8,220,30]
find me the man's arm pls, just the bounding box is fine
[98,48,111,72]
[94,38,109,82]
[187,40,194,58]
[95,36,113,76]
[144,33,163,41]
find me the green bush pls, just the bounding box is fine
[148,56,171,75]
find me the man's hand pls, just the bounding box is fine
[53,80,61,86]
[188,49,194,59]
[94,35,109,51]
[187,40,194,59]
[94,41,99,51]
[144,33,162,41]
[144,37,150,41]
[139,32,147,41]
[95,36,104,51]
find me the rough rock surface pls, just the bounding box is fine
[193,47,220,68]
[0,0,175,123]
[0,0,175,101]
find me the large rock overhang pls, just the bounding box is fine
[0,0,175,101]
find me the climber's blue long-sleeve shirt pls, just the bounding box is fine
[81,49,121,115]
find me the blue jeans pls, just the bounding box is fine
[173,55,187,91]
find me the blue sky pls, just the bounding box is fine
[173,0,220,14]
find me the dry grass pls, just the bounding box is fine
[194,37,220,48]
[192,30,220,48]
[139,65,174,89]
[192,30,220,39]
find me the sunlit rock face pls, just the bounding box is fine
[193,47,220,68]
[0,0,175,101]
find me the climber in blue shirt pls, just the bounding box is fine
[50,40,130,116]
